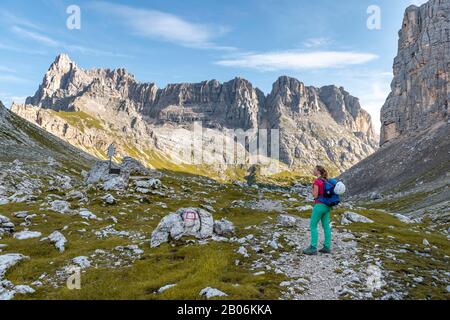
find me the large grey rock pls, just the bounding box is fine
[79,209,98,220]
[341,212,374,225]
[13,231,42,240]
[120,157,152,176]
[0,253,30,300]
[85,157,156,191]
[50,200,71,214]
[0,254,28,280]
[157,284,177,293]
[134,178,161,190]
[150,208,214,247]
[0,215,14,235]
[277,214,297,227]
[44,231,67,252]
[101,194,116,205]
[213,218,235,237]
[72,256,91,269]
[199,287,228,299]
[85,161,113,185]
[102,176,127,191]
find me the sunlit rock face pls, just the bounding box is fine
[15,53,377,175]
[380,0,450,146]
[340,0,450,214]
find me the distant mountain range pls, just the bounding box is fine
[12,53,377,180]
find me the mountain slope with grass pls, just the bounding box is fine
[0,100,94,169]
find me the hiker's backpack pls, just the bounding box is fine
[318,178,341,207]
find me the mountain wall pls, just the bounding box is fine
[15,54,378,177]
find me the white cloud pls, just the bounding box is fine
[0,65,16,73]
[0,42,46,55]
[65,45,133,58]
[216,50,378,71]
[12,26,59,47]
[90,1,233,50]
[302,37,333,48]
[0,10,42,30]
[0,75,29,83]
[11,26,131,58]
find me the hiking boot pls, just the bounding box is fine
[303,246,317,255]
[319,246,331,254]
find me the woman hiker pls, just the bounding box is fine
[303,165,332,255]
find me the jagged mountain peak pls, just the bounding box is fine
[16,55,379,173]
[52,53,76,69]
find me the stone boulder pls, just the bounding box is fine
[341,211,374,225]
[199,287,228,299]
[277,214,297,227]
[101,194,116,205]
[85,157,159,191]
[121,157,152,176]
[213,218,235,237]
[84,160,115,185]
[50,200,71,214]
[134,178,161,190]
[102,176,127,191]
[13,231,42,240]
[42,231,67,252]
[0,215,14,235]
[72,256,91,269]
[150,208,214,247]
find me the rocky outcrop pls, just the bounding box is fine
[26,54,263,131]
[380,0,449,145]
[264,76,377,169]
[341,0,450,215]
[150,208,215,247]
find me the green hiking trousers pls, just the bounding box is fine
[309,204,332,249]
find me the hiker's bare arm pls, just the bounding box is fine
[312,184,319,199]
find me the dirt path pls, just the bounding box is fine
[251,217,372,300]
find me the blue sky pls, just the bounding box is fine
[0,0,428,131]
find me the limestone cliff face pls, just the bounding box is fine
[263,76,377,169]
[146,78,264,130]
[341,0,450,214]
[16,54,377,174]
[380,0,449,145]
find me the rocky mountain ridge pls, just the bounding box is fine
[14,54,377,177]
[341,0,450,217]
[0,100,94,167]
[380,0,449,145]
[26,54,375,138]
